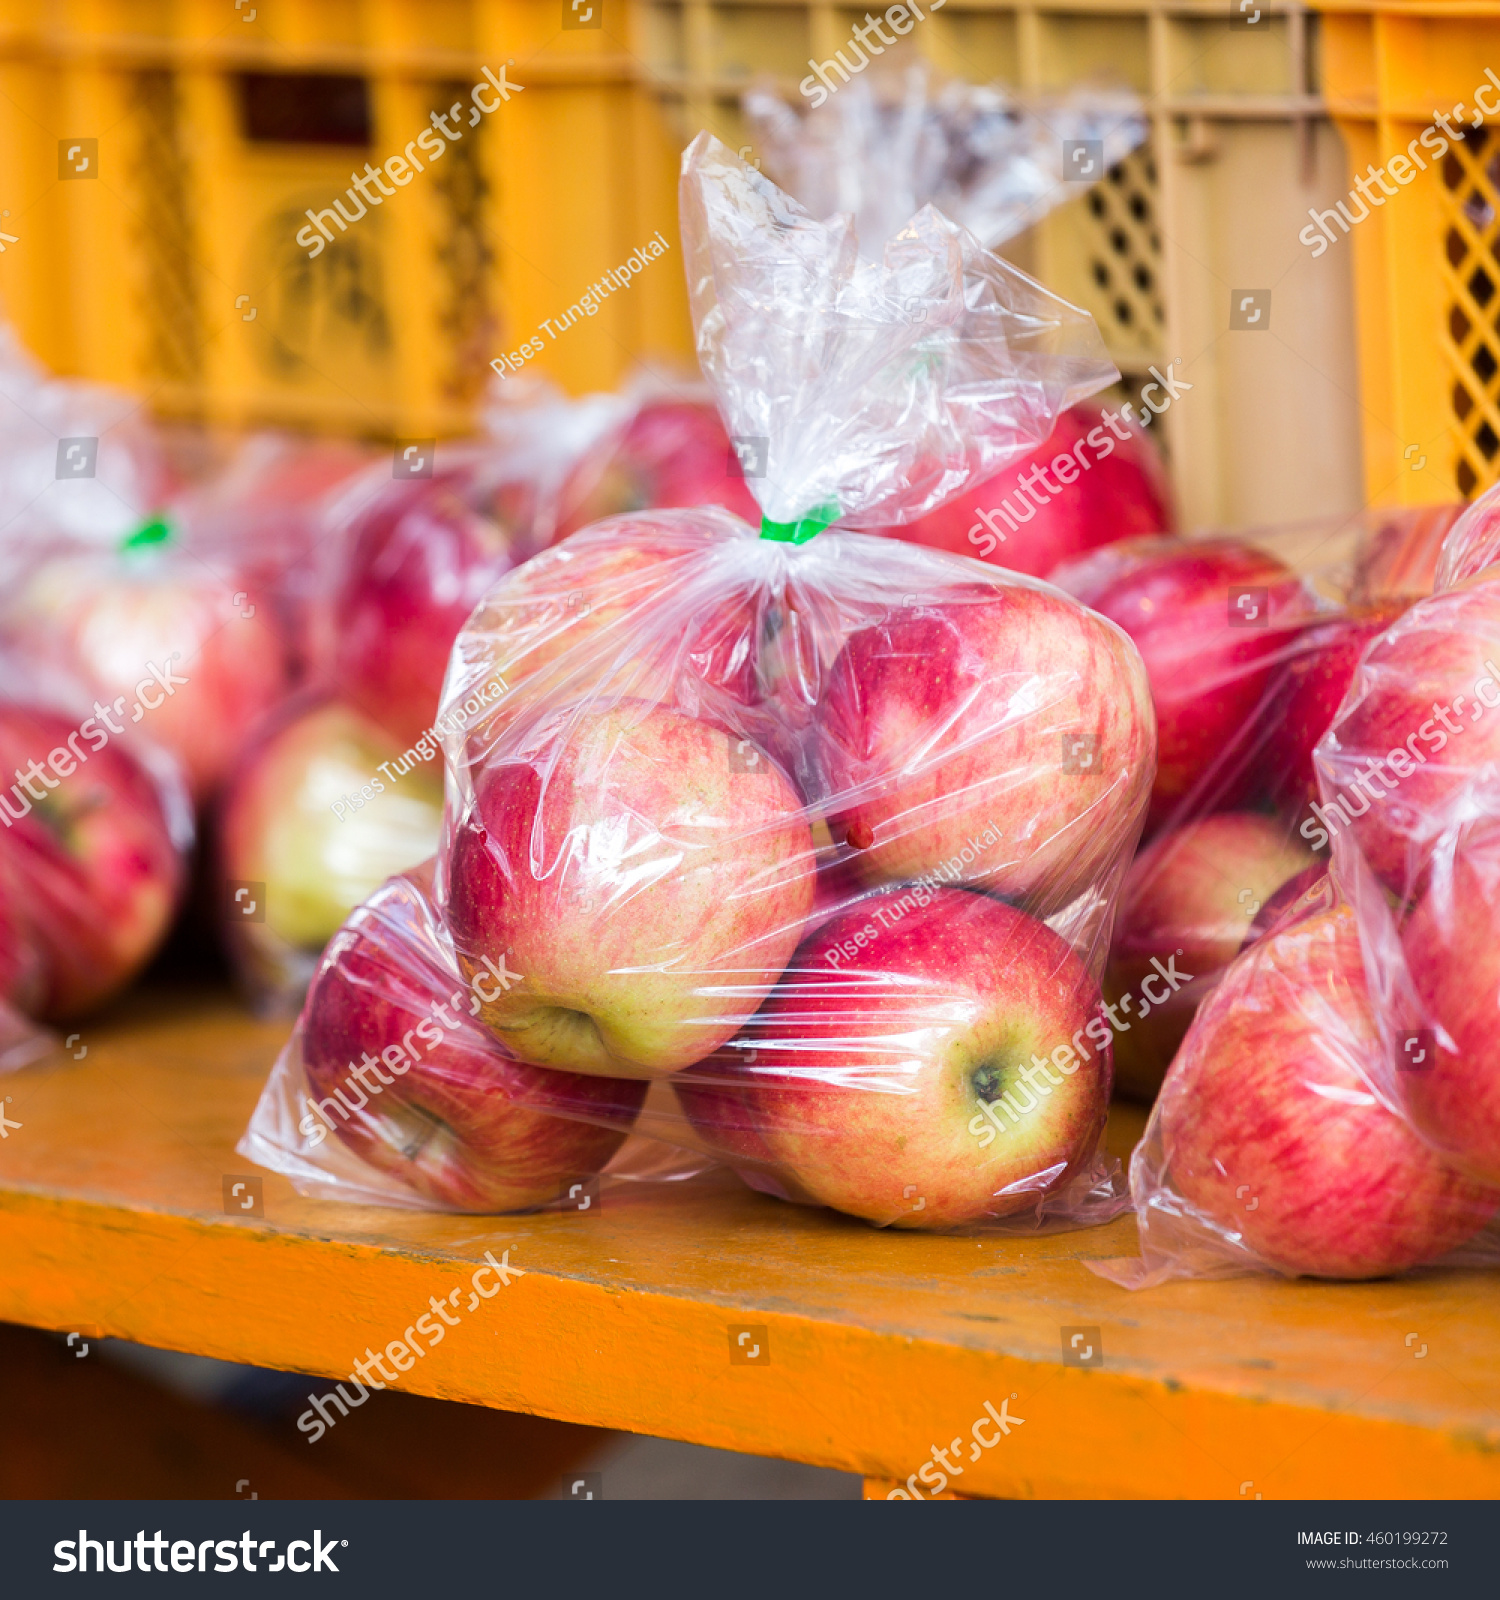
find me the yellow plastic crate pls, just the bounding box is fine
[0,0,692,438]
[637,0,1369,533]
[1315,0,1500,506]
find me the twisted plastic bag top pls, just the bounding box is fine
[1434,477,1500,592]
[744,67,1146,255]
[0,323,168,568]
[680,133,1117,530]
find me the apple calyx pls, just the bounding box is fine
[971,1061,1007,1105]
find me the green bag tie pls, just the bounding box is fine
[120,514,174,552]
[758,503,840,545]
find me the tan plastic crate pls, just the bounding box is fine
[634,0,1369,533]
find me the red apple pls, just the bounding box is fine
[889,405,1173,578]
[1107,812,1319,1101]
[1052,536,1315,829]
[329,478,518,751]
[14,551,290,803]
[676,887,1111,1228]
[444,699,816,1077]
[0,701,186,1018]
[220,697,444,1011]
[297,867,647,1211]
[1269,602,1406,809]
[1154,904,1498,1277]
[0,848,43,1015]
[1318,581,1500,895]
[811,586,1155,910]
[554,399,761,541]
[1400,821,1500,1185]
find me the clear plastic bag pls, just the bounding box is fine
[0,323,170,566]
[1091,874,1500,1285]
[679,136,1118,531]
[746,65,1146,256]
[1433,476,1500,592]
[239,862,693,1211]
[383,135,1151,1229]
[743,70,1167,575]
[1316,569,1500,1191]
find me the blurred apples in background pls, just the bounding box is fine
[0,701,188,1019]
[1106,811,1318,1101]
[1349,502,1463,606]
[11,534,291,803]
[219,697,444,1013]
[553,398,761,540]
[174,432,376,682]
[1267,600,1408,811]
[328,477,518,750]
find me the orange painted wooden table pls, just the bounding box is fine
[1,985,1497,1500]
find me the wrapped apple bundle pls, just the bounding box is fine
[1051,526,1418,1099]
[0,662,192,1024]
[239,862,667,1210]
[2,515,293,806]
[396,134,1158,1233]
[1093,875,1500,1284]
[1315,569,1500,1193]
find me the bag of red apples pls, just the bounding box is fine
[241,134,1161,1227]
[1092,492,1500,1283]
[214,420,588,1015]
[1047,507,1482,1108]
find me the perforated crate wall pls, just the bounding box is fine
[1318,1,1500,507]
[0,0,691,438]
